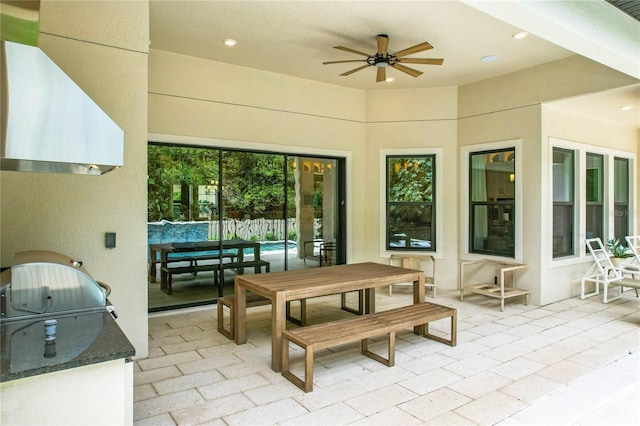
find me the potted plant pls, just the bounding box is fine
[607,238,633,266]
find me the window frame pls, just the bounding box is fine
[468,147,516,257]
[613,157,630,243]
[460,139,523,262]
[380,148,442,258]
[585,152,604,242]
[552,147,575,258]
[385,154,436,252]
[549,138,637,264]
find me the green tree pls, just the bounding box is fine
[148,146,297,223]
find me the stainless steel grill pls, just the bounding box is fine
[0,250,110,322]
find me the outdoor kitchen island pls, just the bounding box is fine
[0,250,136,425]
[0,309,136,425]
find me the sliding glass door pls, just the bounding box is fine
[148,143,345,311]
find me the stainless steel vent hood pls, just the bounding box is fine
[0,1,124,175]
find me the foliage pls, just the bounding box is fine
[388,156,433,203]
[387,156,434,227]
[607,238,633,258]
[148,145,297,222]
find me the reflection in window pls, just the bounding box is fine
[553,148,574,258]
[386,155,435,250]
[585,153,604,242]
[469,148,515,257]
[614,157,630,243]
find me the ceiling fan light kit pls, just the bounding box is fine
[323,34,444,82]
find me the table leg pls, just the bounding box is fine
[237,247,245,275]
[160,251,169,291]
[365,288,375,313]
[414,275,426,335]
[234,278,247,345]
[271,292,285,372]
[149,246,158,283]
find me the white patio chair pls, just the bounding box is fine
[582,238,640,303]
[388,254,437,297]
[622,235,640,275]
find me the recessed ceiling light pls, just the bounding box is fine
[620,105,634,111]
[223,38,237,46]
[386,77,395,82]
[513,31,529,39]
[481,55,498,63]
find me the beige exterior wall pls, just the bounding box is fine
[148,49,367,261]
[365,87,459,287]
[0,1,149,357]
[540,106,638,304]
[458,56,639,306]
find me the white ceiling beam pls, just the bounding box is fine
[461,0,640,79]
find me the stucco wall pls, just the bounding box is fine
[0,1,149,357]
[539,105,638,304]
[365,87,459,289]
[458,56,639,306]
[148,49,367,261]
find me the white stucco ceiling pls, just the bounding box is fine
[149,0,640,127]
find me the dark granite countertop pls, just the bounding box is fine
[1,309,135,382]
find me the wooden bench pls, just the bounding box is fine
[217,294,307,339]
[221,259,270,274]
[281,301,457,392]
[162,259,270,296]
[161,263,221,295]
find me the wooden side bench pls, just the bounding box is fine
[281,302,457,392]
[161,259,270,296]
[161,263,222,295]
[221,259,270,274]
[217,294,307,339]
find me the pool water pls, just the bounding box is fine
[246,240,297,254]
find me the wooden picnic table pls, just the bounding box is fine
[233,262,425,372]
[148,239,261,287]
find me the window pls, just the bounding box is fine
[550,138,636,261]
[386,155,435,250]
[553,148,574,258]
[469,148,515,257]
[614,157,630,242]
[585,153,604,241]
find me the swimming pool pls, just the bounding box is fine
[250,240,297,254]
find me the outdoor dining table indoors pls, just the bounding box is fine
[233,262,425,372]
[149,239,261,288]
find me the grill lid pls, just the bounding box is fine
[1,250,108,320]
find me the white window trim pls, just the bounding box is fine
[548,137,637,268]
[460,139,523,262]
[379,148,443,259]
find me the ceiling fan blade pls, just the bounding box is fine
[340,64,370,76]
[393,42,433,58]
[323,60,368,65]
[397,58,444,65]
[377,34,389,55]
[376,67,386,82]
[333,46,371,57]
[392,63,423,78]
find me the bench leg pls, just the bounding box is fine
[423,311,457,346]
[281,337,314,392]
[217,299,233,340]
[166,272,173,295]
[214,268,223,297]
[361,332,395,367]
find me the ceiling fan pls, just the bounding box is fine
[323,34,444,82]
